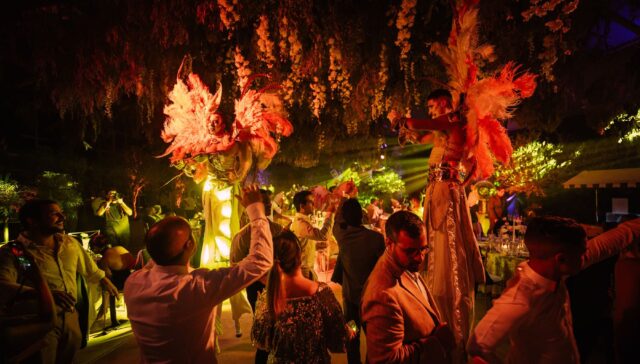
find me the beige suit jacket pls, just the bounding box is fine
[362,249,448,364]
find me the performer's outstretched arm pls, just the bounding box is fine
[405,114,459,131]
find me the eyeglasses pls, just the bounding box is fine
[395,244,430,257]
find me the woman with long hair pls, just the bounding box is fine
[251,230,348,363]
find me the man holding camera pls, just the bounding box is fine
[93,190,133,248]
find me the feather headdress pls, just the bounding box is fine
[234,75,294,170]
[431,0,537,179]
[161,72,293,183]
[161,74,234,163]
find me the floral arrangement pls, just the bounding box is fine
[521,0,580,82]
[256,15,276,69]
[161,71,293,184]
[218,0,240,33]
[18,0,629,166]
[371,45,389,120]
[327,37,352,107]
[234,46,253,90]
[278,17,303,105]
[395,0,417,71]
[310,77,327,119]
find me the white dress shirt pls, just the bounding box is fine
[468,218,640,364]
[124,202,273,364]
[290,212,333,278]
[0,233,105,301]
[407,271,429,301]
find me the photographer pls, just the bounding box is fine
[93,190,133,248]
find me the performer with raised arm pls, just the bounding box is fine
[388,1,537,361]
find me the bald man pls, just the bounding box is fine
[124,185,273,364]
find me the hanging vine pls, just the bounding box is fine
[521,0,580,83]
[327,37,352,107]
[256,15,276,69]
[5,0,635,170]
[372,44,389,120]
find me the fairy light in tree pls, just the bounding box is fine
[604,108,640,144]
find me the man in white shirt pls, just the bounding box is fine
[366,198,383,227]
[290,190,334,280]
[124,184,273,364]
[468,216,640,364]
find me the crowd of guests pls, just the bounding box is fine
[1,183,639,364]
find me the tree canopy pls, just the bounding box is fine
[2,0,639,170]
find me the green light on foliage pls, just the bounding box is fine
[604,108,640,144]
[0,178,21,219]
[493,141,571,196]
[363,170,405,197]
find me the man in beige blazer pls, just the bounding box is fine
[361,211,454,364]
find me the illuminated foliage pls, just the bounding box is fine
[604,108,640,144]
[360,169,406,201]
[36,172,83,228]
[493,141,572,196]
[0,177,21,219]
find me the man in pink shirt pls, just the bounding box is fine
[124,185,273,363]
[468,216,640,364]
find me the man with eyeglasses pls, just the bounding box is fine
[361,211,454,364]
[123,185,273,364]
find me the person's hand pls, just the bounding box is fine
[325,195,339,213]
[471,356,489,364]
[116,198,124,205]
[101,277,119,298]
[51,290,76,312]
[387,110,402,126]
[419,335,448,364]
[237,184,262,208]
[432,323,455,353]
[333,181,358,199]
[345,323,358,341]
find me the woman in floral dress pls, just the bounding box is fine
[252,231,348,363]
